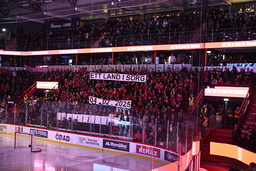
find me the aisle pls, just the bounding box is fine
[0,134,164,171]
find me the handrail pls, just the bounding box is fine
[189,88,204,115]
[239,89,251,127]
[18,82,37,105]
[47,83,59,100]
[239,74,256,127]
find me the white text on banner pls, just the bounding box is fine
[89,72,146,82]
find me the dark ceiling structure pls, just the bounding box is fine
[0,0,253,24]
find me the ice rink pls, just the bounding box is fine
[0,133,165,171]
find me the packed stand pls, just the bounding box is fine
[204,67,253,86]
[0,69,35,102]
[1,66,254,147]
[0,68,36,123]
[14,6,256,50]
[33,67,198,145]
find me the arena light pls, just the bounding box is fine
[223,98,229,102]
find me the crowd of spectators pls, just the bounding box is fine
[0,69,34,102]
[15,67,198,147]
[204,67,253,86]
[207,7,256,30]
[12,6,256,50]
[39,67,197,117]
[0,65,254,148]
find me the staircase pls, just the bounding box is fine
[240,93,256,138]
[202,128,233,145]
[201,128,233,164]
[200,128,247,168]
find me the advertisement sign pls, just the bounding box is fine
[164,151,178,162]
[136,145,160,158]
[55,132,71,142]
[103,139,129,152]
[88,96,132,108]
[89,72,147,82]
[15,126,23,133]
[30,129,48,138]
[77,136,101,148]
[0,125,7,132]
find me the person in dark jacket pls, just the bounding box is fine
[232,124,242,145]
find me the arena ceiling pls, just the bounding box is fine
[0,0,254,24]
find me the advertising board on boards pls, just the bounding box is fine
[103,139,129,152]
[30,129,48,138]
[0,125,7,132]
[55,132,71,142]
[164,151,178,162]
[77,136,101,148]
[136,145,161,158]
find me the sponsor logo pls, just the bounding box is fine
[170,44,201,50]
[136,145,160,158]
[91,48,112,52]
[55,133,71,142]
[0,125,7,132]
[164,151,178,162]
[127,46,153,51]
[77,137,100,147]
[15,126,23,133]
[59,50,78,54]
[103,139,129,152]
[30,129,48,138]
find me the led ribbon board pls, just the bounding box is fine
[205,86,249,98]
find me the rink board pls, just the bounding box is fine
[0,123,195,170]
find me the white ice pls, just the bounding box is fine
[0,134,165,171]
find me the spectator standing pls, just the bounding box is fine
[246,127,254,151]
[157,126,166,146]
[209,104,216,128]
[188,94,194,112]
[234,107,240,125]
[227,107,234,129]
[232,124,241,145]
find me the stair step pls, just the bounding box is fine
[242,119,256,124]
[244,114,256,117]
[241,122,256,127]
[245,112,256,115]
[202,129,233,144]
